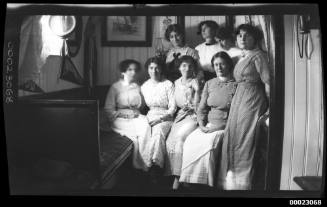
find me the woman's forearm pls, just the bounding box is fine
[265,83,270,100]
[160,113,173,121]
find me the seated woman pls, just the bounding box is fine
[104,59,149,171]
[164,24,200,83]
[140,57,177,182]
[164,55,201,190]
[178,52,237,188]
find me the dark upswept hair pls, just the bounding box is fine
[211,51,234,74]
[216,27,234,41]
[176,55,198,73]
[197,20,219,35]
[144,56,166,74]
[119,59,141,73]
[235,24,263,45]
[164,24,185,43]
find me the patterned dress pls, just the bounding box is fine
[219,48,270,190]
[165,78,199,176]
[179,78,237,187]
[104,80,149,171]
[140,79,176,170]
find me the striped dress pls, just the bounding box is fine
[218,48,270,190]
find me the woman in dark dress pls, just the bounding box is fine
[178,52,237,188]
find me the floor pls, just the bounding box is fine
[96,157,218,196]
[8,154,266,196]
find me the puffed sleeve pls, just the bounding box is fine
[197,81,209,125]
[166,80,177,116]
[104,84,119,122]
[254,51,270,85]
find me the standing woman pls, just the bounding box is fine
[195,20,222,81]
[219,24,270,190]
[140,57,177,182]
[165,55,201,190]
[104,59,150,171]
[165,24,200,83]
[179,52,237,188]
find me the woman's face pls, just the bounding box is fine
[122,63,138,82]
[148,62,161,81]
[213,57,230,78]
[169,31,183,48]
[237,29,256,50]
[201,24,215,39]
[179,61,194,79]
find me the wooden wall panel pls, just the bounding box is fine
[96,16,227,86]
[280,15,295,190]
[291,15,308,189]
[280,15,324,190]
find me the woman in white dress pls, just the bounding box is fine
[195,20,223,81]
[164,24,200,83]
[104,59,149,171]
[140,57,177,182]
[164,55,201,190]
[179,52,237,188]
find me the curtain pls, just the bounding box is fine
[18,16,44,93]
[18,15,66,93]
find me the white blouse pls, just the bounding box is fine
[104,80,143,121]
[195,42,223,73]
[141,79,176,121]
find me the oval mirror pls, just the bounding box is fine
[48,16,76,38]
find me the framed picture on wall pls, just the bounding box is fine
[101,16,152,47]
[158,16,185,38]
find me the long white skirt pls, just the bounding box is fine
[111,115,150,171]
[224,170,252,190]
[138,120,173,170]
[179,123,223,187]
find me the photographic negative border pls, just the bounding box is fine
[3,3,325,198]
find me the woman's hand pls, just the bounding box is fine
[199,125,210,133]
[262,108,269,126]
[149,118,162,126]
[206,126,218,133]
[200,125,218,133]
